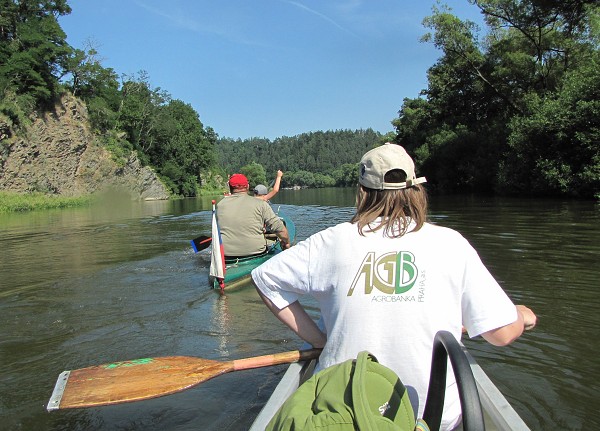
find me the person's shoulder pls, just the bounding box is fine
[216,195,231,205]
[328,221,354,233]
[254,196,273,208]
[307,222,353,242]
[254,197,278,215]
[422,221,457,235]
[421,222,472,245]
[236,193,256,202]
[219,193,245,203]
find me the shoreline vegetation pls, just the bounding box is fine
[0,188,229,213]
[2,3,597,201]
[0,192,93,213]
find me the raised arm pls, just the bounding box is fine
[262,170,283,201]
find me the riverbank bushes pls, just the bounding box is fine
[0,192,92,213]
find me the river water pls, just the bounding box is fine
[1,189,598,430]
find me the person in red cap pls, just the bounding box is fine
[217,173,290,258]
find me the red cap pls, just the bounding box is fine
[228,173,249,187]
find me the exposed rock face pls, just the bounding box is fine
[0,94,170,200]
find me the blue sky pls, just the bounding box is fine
[59,1,484,140]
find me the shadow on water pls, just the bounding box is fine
[1,190,598,429]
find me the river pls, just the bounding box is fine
[1,189,598,430]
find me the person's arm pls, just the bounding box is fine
[481,304,537,346]
[276,225,291,249]
[263,205,290,249]
[255,284,327,348]
[263,170,283,201]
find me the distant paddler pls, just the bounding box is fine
[254,169,283,202]
[218,173,290,259]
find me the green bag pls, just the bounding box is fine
[266,351,430,431]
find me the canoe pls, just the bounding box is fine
[210,213,296,291]
[249,333,531,431]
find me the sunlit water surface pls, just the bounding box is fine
[1,190,598,430]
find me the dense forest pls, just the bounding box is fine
[216,129,383,189]
[0,0,598,198]
[393,0,599,198]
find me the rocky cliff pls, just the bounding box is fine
[0,94,170,200]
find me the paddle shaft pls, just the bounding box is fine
[190,235,212,252]
[233,349,320,371]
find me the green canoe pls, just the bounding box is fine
[211,214,296,291]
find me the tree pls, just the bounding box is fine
[502,50,600,197]
[0,0,72,107]
[150,99,216,195]
[215,129,381,182]
[116,71,169,158]
[392,0,599,196]
[63,39,120,132]
[240,162,267,189]
[332,163,359,187]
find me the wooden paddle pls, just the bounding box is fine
[190,235,211,253]
[47,348,321,411]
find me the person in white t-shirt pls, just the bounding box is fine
[251,142,536,430]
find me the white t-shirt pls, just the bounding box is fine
[251,220,518,430]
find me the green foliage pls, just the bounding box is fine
[0,0,72,111]
[0,90,34,133]
[103,132,133,167]
[62,42,121,133]
[3,0,597,201]
[393,0,599,198]
[64,45,120,102]
[86,95,118,132]
[0,191,91,213]
[0,8,220,198]
[332,163,359,187]
[240,162,267,188]
[148,99,217,196]
[502,52,600,197]
[216,129,381,188]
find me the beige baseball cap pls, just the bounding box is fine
[359,143,427,190]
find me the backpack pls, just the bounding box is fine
[266,351,430,431]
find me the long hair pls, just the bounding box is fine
[350,169,428,237]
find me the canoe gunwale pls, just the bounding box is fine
[249,358,316,430]
[461,346,531,431]
[249,343,531,431]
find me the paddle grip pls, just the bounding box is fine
[232,349,322,371]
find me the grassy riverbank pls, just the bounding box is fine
[0,192,93,213]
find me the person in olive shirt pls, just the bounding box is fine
[217,173,290,258]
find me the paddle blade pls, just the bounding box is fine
[191,235,212,253]
[47,356,232,411]
[47,349,321,411]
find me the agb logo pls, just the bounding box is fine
[348,251,418,296]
